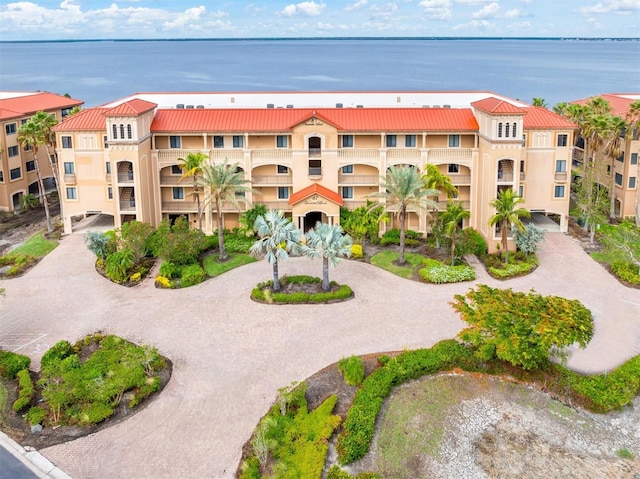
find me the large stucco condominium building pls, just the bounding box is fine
[52,91,576,252]
[0,92,83,212]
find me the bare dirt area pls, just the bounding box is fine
[0,201,61,256]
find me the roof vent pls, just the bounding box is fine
[443,104,451,108]
[432,105,440,108]
[186,105,194,109]
[176,104,185,109]
[267,103,275,109]
[336,103,343,108]
[422,105,430,108]
[356,105,363,108]
[196,105,204,109]
[286,104,294,108]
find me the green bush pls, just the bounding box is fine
[118,220,154,262]
[338,355,365,386]
[419,258,476,284]
[239,457,261,479]
[327,466,380,479]
[77,402,114,426]
[159,261,181,279]
[251,277,352,304]
[489,261,535,278]
[457,227,488,257]
[0,350,31,379]
[180,263,206,287]
[224,234,255,254]
[351,244,364,259]
[41,340,72,368]
[155,217,205,265]
[12,369,34,412]
[25,406,46,426]
[84,231,112,259]
[611,260,640,285]
[105,249,135,283]
[155,275,173,289]
[380,228,421,247]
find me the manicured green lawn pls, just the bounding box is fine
[370,251,425,279]
[2,230,57,259]
[202,253,256,277]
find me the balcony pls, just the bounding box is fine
[118,172,134,183]
[162,201,198,212]
[497,172,514,182]
[157,149,206,161]
[308,167,322,177]
[105,173,112,183]
[341,200,369,209]
[119,199,136,211]
[338,175,378,185]
[520,172,526,181]
[252,174,293,185]
[211,149,244,161]
[64,173,76,184]
[337,148,379,160]
[387,148,420,161]
[259,201,292,211]
[449,175,471,185]
[428,148,474,161]
[555,172,568,181]
[308,148,322,158]
[251,149,293,162]
[160,175,183,186]
[435,199,471,210]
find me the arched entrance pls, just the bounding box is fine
[304,211,323,231]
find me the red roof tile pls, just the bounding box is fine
[570,93,640,117]
[471,97,526,115]
[523,107,577,130]
[151,107,478,133]
[0,92,83,121]
[289,183,343,206]
[52,108,108,131]
[105,99,157,116]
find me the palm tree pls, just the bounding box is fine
[368,165,439,265]
[553,102,569,116]
[423,163,458,199]
[488,189,530,265]
[30,112,61,216]
[17,120,53,232]
[532,97,548,108]
[441,200,470,266]
[602,115,626,219]
[302,222,353,292]
[249,210,302,291]
[625,99,640,225]
[198,159,256,261]
[178,151,207,232]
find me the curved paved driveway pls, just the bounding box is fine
[0,232,638,478]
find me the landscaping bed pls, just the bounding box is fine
[251,276,354,304]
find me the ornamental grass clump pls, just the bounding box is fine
[338,355,365,386]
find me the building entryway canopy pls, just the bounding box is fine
[289,183,343,231]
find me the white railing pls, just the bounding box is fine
[211,149,244,161]
[160,176,183,185]
[162,202,198,212]
[338,175,379,185]
[337,148,380,160]
[251,149,293,161]
[341,200,369,209]
[117,172,134,183]
[428,148,473,161]
[157,149,206,161]
[258,201,292,210]
[450,175,471,185]
[386,148,421,160]
[252,175,293,185]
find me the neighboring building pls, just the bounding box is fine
[52,91,576,252]
[0,92,83,212]
[570,93,640,220]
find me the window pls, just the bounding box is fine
[61,108,73,117]
[448,134,460,148]
[631,153,638,165]
[119,124,125,139]
[276,135,288,148]
[342,164,353,174]
[10,167,21,180]
[103,135,108,148]
[233,135,243,148]
[112,124,118,139]
[169,136,181,149]
[278,187,289,199]
[23,143,31,151]
[26,160,35,172]
[522,134,527,146]
[173,187,184,200]
[405,135,416,147]
[557,134,568,147]
[0,171,3,182]
[615,173,623,186]
[21,119,28,125]
[342,186,353,199]
[5,123,16,135]
[630,177,636,189]
[386,135,397,147]
[213,136,224,148]
[498,122,503,138]
[617,153,624,163]
[127,124,132,139]
[518,185,524,197]
[505,123,510,138]
[106,162,111,174]
[554,185,565,198]
[61,136,73,148]
[512,122,517,138]
[8,145,19,157]
[447,164,459,174]
[277,165,289,174]
[64,162,75,174]
[108,187,113,200]
[555,160,566,172]
[66,187,77,200]
[342,135,353,148]
[171,165,182,175]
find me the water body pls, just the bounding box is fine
[0,38,638,108]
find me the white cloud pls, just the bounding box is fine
[455,0,492,4]
[345,0,368,11]
[578,0,640,14]
[316,21,352,30]
[163,6,206,30]
[452,18,493,30]
[472,2,523,18]
[419,0,452,19]
[280,1,326,17]
[369,2,399,19]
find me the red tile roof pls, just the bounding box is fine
[0,92,83,121]
[52,108,108,131]
[571,93,640,117]
[523,107,577,130]
[151,107,479,133]
[471,97,525,115]
[289,183,343,206]
[105,99,157,116]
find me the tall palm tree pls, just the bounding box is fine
[249,209,302,291]
[441,200,471,266]
[30,112,61,217]
[625,99,640,225]
[178,151,207,232]
[197,159,256,261]
[553,102,569,116]
[302,222,353,292]
[603,115,626,219]
[488,189,530,264]
[17,120,53,232]
[368,165,439,265]
[423,163,458,199]
[532,97,548,108]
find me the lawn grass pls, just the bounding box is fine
[202,253,256,277]
[370,251,425,279]
[2,230,57,259]
[0,380,7,426]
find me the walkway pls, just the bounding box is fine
[0,231,638,479]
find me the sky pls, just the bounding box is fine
[0,0,638,41]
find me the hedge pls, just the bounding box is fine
[0,350,31,379]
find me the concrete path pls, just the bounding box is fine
[0,231,638,479]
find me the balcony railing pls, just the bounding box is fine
[555,172,568,181]
[259,201,292,211]
[162,201,198,212]
[387,148,420,160]
[211,149,244,161]
[118,172,134,183]
[160,176,183,185]
[119,200,136,211]
[428,148,474,161]
[497,172,514,182]
[105,173,112,183]
[341,200,369,209]
[64,173,76,184]
[338,174,379,185]
[251,149,293,161]
[308,167,322,177]
[520,172,526,181]
[435,199,471,210]
[252,174,293,185]
[449,175,471,185]
[157,149,206,161]
[308,148,322,158]
[337,148,379,160]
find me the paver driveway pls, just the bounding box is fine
[0,232,639,479]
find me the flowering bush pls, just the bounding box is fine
[419,258,476,284]
[154,275,173,289]
[351,244,364,259]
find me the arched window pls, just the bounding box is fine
[512,122,517,138]
[498,122,503,138]
[112,124,117,140]
[119,124,125,139]
[127,124,132,139]
[505,123,510,138]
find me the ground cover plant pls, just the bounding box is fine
[482,250,539,279]
[0,230,57,277]
[419,258,476,284]
[369,251,425,279]
[251,275,353,304]
[590,221,640,286]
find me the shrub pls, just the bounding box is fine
[419,258,476,284]
[514,223,545,255]
[351,243,364,259]
[180,263,206,287]
[0,350,31,379]
[118,221,154,262]
[155,275,173,289]
[251,277,352,304]
[488,261,535,278]
[611,260,640,285]
[105,249,135,283]
[85,231,112,259]
[77,403,114,426]
[457,227,488,257]
[380,228,421,247]
[223,234,254,254]
[155,217,205,265]
[129,272,142,282]
[338,355,365,386]
[12,369,34,412]
[41,340,73,368]
[159,261,181,279]
[25,406,47,426]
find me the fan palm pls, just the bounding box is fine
[302,222,353,292]
[178,151,207,232]
[441,200,471,266]
[488,189,530,264]
[249,210,302,291]
[369,165,439,265]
